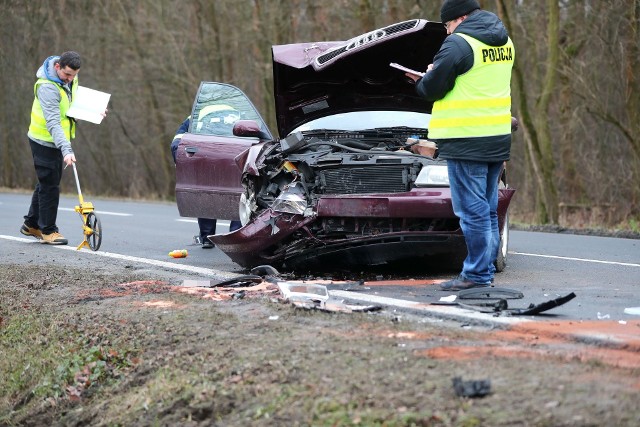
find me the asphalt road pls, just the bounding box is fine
[1,190,639,323]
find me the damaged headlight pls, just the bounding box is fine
[415,165,450,187]
[239,192,254,226]
[271,182,309,215]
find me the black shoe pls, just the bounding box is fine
[440,275,490,291]
[201,239,214,249]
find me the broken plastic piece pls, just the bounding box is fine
[276,280,381,313]
[442,292,576,316]
[457,287,523,300]
[207,275,263,288]
[458,299,508,313]
[277,281,329,302]
[439,295,457,303]
[250,265,281,277]
[280,131,306,153]
[453,377,491,398]
[624,307,640,316]
[321,300,381,313]
[508,292,576,315]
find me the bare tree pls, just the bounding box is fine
[1,0,638,229]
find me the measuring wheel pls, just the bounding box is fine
[85,211,102,251]
[72,163,103,251]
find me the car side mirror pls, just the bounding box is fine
[233,120,269,139]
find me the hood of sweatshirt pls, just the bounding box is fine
[455,10,509,47]
[36,55,66,85]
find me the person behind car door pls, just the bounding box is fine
[406,0,515,290]
[21,51,82,245]
[171,116,242,249]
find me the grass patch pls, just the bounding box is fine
[0,310,138,421]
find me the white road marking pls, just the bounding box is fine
[59,207,132,216]
[0,235,236,279]
[511,251,640,268]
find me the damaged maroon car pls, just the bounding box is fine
[175,19,515,271]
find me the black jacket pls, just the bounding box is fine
[416,10,512,162]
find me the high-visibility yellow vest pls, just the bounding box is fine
[429,33,514,139]
[28,77,78,142]
[174,115,191,141]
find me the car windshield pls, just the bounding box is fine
[290,111,431,134]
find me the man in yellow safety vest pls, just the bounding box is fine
[406,0,515,290]
[21,52,82,245]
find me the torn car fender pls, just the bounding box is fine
[240,141,268,176]
[210,208,317,267]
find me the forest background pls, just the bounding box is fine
[1,0,638,230]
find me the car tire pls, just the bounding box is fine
[494,212,509,272]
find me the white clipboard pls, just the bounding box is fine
[389,62,425,77]
[67,86,111,124]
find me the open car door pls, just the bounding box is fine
[175,82,272,220]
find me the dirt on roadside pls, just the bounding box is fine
[1,263,639,427]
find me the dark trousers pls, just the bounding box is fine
[197,218,217,240]
[198,218,243,239]
[24,139,63,234]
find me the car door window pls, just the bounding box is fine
[190,82,270,138]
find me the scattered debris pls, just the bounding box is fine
[206,275,263,288]
[433,290,576,316]
[274,280,381,313]
[452,376,491,398]
[458,287,523,300]
[250,265,281,277]
[168,249,188,258]
[508,292,576,315]
[458,299,509,313]
[276,281,329,302]
[439,295,457,303]
[182,280,212,287]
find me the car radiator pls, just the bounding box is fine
[318,165,410,194]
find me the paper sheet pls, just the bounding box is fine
[389,62,425,77]
[67,86,111,124]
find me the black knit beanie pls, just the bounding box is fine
[440,0,480,22]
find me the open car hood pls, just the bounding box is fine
[272,19,447,137]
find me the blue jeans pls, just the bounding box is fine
[447,160,503,284]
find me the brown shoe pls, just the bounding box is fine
[20,223,43,240]
[41,231,68,245]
